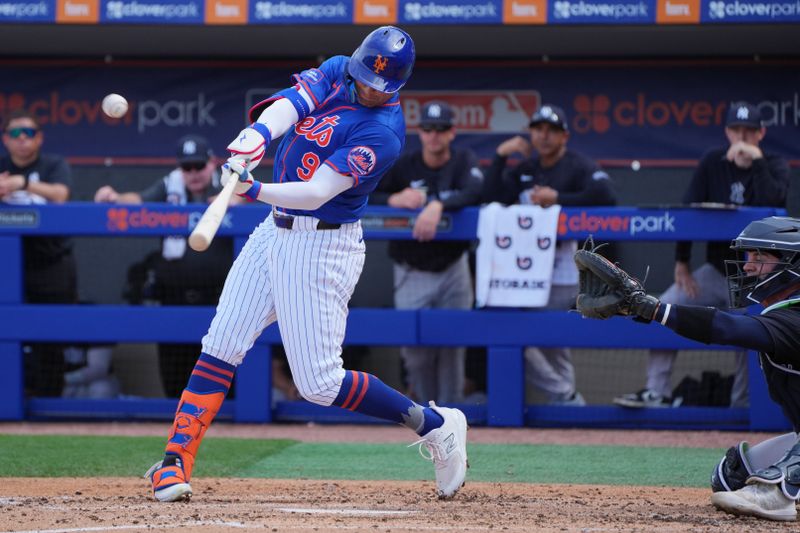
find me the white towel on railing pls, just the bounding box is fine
[162,168,188,260]
[475,202,561,308]
[552,240,579,286]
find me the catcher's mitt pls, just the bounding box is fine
[573,239,660,321]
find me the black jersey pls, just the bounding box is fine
[485,149,616,207]
[0,153,73,264]
[676,149,789,273]
[754,299,800,369]
[371,148,484,272]
[135,169,231,305]
[753,298,800,430]
[138,170,223,204]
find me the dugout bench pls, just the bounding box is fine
[0,204,789,431]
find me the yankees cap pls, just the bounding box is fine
[726,102,763,129]
[529,104,568,131]
[420,101,455,128]
[176,134,213,164]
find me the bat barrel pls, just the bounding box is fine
[187,172,240,252]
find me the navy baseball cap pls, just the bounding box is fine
[529,104,568,131]
[176,134,213,164]
[726,102,763,129]
[420,101,455,128]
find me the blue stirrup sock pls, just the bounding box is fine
[186,353,236,395]
[333,370,444,436]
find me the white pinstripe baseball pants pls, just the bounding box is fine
[201,213,366,406]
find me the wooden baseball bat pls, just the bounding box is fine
[188,172,239,252]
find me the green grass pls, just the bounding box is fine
[0,435,724,487]
[0,435,296,477]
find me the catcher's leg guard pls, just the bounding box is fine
[712,442,754,492]
[748,442,800,501]
[712,433,799,492]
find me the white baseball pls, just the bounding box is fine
[631,160,641,171]
[102,93,128,118]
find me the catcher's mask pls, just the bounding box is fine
[725,216,800,307]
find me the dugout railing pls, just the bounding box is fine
[0,203,789,431]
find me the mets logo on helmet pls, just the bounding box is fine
[347,146,377,176]
[373,55,388,74]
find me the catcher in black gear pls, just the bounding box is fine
[575,217,800,522]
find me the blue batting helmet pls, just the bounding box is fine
[348,26,415,94]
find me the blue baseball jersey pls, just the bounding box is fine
[272,56,406,224]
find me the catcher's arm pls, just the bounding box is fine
[573,243,660,322]
[573,243,779,353]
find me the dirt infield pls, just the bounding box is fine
[0,478,791,533]
[0,423,792,532]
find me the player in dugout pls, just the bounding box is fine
[1,109,77,397]
[145,26,469,503]
[574,216,800,522]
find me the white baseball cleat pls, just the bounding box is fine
[711,482,797,521]
[412,402,469,499]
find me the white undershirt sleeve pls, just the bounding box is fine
[255,87,315,140]
[254,163,353,210]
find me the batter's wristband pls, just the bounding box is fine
[242,180,262,202]
[249,122,272,146]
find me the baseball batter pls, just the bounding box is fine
[145,26,468,502]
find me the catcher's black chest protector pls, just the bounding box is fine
[755,303,800,430]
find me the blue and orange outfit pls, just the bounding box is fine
[249,56,444,433]
[249,56,406,224]
[150,37,458,501]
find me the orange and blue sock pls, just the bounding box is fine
[333,370,444,436]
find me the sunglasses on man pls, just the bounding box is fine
[420,124,452,133]
[5,127,39,139]
[180,161,207,172]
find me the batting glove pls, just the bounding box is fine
[226,123,272,172]
[222,160,262,202]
